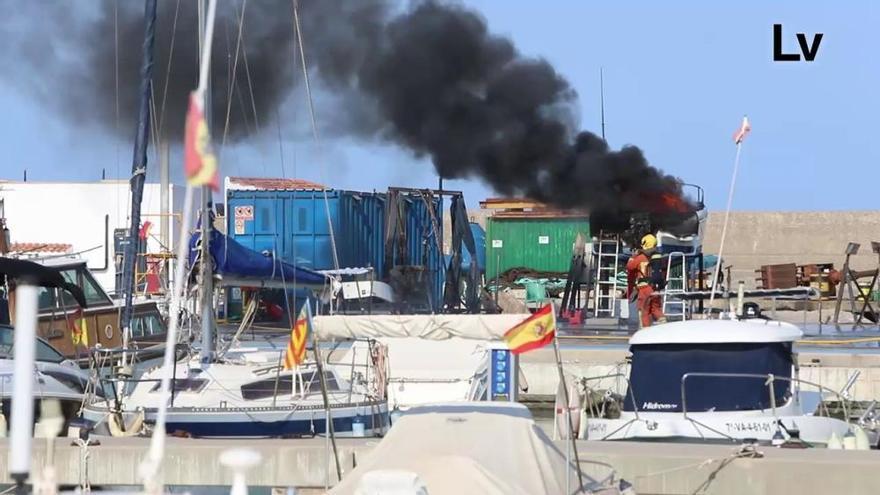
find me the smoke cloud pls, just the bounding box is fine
[1,0,688,214]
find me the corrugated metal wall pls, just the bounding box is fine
[226,188,444,311]
[485,217,590,279]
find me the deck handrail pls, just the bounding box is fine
[680,372,851,424]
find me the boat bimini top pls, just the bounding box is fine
[629,319,803,346]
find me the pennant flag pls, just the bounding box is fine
[69,310,89,347]
[139,220,153,241]
[283,304,310,370]
[733,116,751,144]
[503,304,556,355]
[184,92,219,191]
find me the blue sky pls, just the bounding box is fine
[1,1,877,211]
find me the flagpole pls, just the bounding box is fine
[306,298,342,484]
[550,310,585,493]
[708,119,748,314]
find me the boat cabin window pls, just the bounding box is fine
[130,313,165,338]
[241,371,339,401]
[624,342,793,413]
[150,378,208,394]
[38,266,113,311]
[61,267,113,307]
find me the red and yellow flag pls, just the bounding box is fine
[69,310,89,347]
[184,92,219,191]
[283,305,310,370]
[503,304,556,355]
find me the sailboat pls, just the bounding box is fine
[81,227,389,437]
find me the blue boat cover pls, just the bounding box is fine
[189,227,326,287]
[623,342,793,413]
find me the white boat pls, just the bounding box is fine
[579,319,864,447]
[81,347,388,438]
[0,322,108,436]
[330,402,629,495]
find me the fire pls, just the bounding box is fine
[657,192,690,214]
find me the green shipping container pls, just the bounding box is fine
[485,216,590,280]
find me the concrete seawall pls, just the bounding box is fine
[3,437,877,494]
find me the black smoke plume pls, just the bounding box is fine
[1,0,688,215]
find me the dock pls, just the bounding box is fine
[3,437,877,493]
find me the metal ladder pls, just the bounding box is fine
[592,232,620,318]
[662,251,688,321]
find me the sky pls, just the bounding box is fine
[1,1,878,212]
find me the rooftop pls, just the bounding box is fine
[226,177,327,191]
[8,242,73,255]
[479,197,587,219]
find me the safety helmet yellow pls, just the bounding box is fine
[641,234,657,250]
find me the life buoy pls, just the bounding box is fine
[108,410,145,437]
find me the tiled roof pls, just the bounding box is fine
[9,242,73,254]
[227,177,327,191]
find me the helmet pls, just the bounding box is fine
[640,234,657,250]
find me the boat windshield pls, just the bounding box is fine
[623,342,793,413]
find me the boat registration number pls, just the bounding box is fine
[586,423,607,436]
[725,421,774,434]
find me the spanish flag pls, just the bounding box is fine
[69,310,89,347]
[283,305,310,370]
[184,92,219,191]
[503,304,556,354]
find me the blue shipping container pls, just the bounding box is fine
[227,188,444,311]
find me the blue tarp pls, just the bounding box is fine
[189,228,327,287]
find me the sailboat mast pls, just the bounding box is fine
[600,67,606,141]
[120,0,159,344]
[198,0,215,364]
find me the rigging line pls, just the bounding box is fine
[157,0,182,142]
[220,0,248,154]
[234,74,254,136]
[114,0,120,217]
[149,81,162,160]
[277,108,287,179]
[292,0,340,272]
[238,25,261,132]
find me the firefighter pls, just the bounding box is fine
[626,234,666,328]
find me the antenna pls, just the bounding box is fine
[600,67,606,141]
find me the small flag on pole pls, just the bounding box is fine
[733,116,751,144]
[503,304,557,355]
[184,92,219,191]
[284,303,310,370]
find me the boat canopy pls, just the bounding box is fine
[189,227,328,289]
[312,314,530,341]
[629,319,803,345]
[624,341,793,413]
[329,403,608,495]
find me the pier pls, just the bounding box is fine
[3,437,877,493]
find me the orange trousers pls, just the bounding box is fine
[637,285,664,328]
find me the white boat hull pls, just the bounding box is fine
[582,411,852,446]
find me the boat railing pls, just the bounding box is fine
[580,373,641,421]
[680,372,852,425]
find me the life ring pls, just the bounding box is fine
[108,410,145,437]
